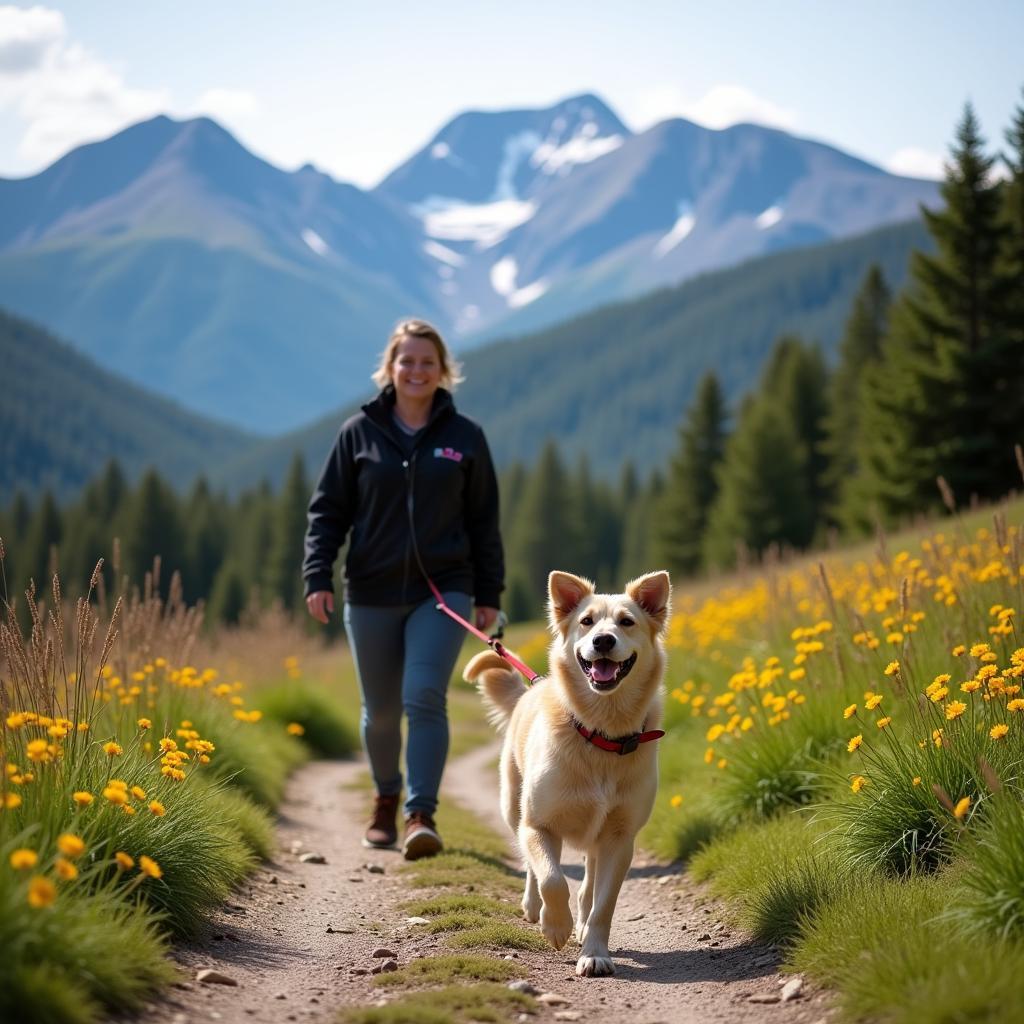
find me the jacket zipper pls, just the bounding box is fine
[402,452,415,603]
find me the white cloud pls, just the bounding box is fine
[885,146,944,180]
[626,83,799,133]
[193,87,258,122]
[0,5,63,73]
[0,6,168,168]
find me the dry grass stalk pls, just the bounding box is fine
[936,475,957,514]
[1016,443,1024,484]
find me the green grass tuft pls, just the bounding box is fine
[255,682,358,757]
[371,954,526,988]
[445,921,548,950]
[341,982,534,1024]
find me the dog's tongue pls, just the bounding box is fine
[590,659,618,683]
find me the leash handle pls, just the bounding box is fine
[426,578,542,684]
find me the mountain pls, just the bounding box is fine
[0,115,440,435]
[0,97,939,435]
[0,307,251,500]
[375,95,939,341]
[212,217,931,492]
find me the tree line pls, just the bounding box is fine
[2,96,1022,625]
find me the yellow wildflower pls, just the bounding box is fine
[953,796,972,820]
[114,851,134,870]
[851,775,868,793]
[149,800,166,816]
[72,791,94,807]
[131,785,147,800]
[884,661,901,676]
[876,716,892,729]
[3,792,22,809]
[137,718,152,730]
[56,834,85,858]
[1008,699,1024,712]
[54,857,78,881]
[670,794,684,809]
[990,723,1010,741]
[865,693,883,710]
[139,855,162,879]
[103,741,123,757]
[10,848,38,870]
[945,701,967,721]
[28,876,57,908]
[952,644,966,656]
[912,776,922,786]
[102,786,128,806]
[847,735,863,753]
[843,703,857,719]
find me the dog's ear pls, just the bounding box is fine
[626,571,671,632]
[548,571,595,630]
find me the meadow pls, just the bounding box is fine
[643,497,1024,1022]
[3,495,1023,1023]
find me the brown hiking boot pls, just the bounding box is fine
[402,811,443,861]
[363,793,400,849]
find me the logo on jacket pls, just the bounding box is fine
[434,447,464,463]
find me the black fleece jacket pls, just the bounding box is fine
[302,386,504,608]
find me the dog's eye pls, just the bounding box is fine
[580,615,593,626]
[620,616,635,627]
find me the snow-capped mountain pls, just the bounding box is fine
[0,94,939,432]
[376,95,938,341]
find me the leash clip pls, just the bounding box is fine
[490,610,508,640]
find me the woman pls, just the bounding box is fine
[303,319,504,859]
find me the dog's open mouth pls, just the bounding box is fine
[577,652,637,690]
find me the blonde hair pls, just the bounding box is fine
[372,318,464,391]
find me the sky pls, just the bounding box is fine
[0,1,1021,188]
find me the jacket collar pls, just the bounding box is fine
[362,385,454,442]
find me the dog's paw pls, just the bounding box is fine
[540,901,573,950]
[522,896,541,923]
[576,954,615,977]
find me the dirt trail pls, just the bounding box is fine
[132,749,833,1024]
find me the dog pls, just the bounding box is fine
[463,569,671,977]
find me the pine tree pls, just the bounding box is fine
[857,104,1017,520]
[822,266,892,526]
[703,400,814,569]
[761,335,829,540]
[184,477,227,604]
[507,440,576,616]
[618,471,665,582]
[21,491,62,597]
[266,455,310,613]
[208,560,247,626]
[653,372,727,578]
[122,469,185,589]
[1000,88,1024,455]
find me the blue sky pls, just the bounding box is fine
[0,1,1021,186]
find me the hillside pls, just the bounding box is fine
[0,308,252,499]
[0,100,936,435]
[212,217,931,490]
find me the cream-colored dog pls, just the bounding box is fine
[463,569,670,977]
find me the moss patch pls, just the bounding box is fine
[340,982,534,1024]
[372,955,526,989]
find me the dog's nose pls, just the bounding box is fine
[592,633,616,654]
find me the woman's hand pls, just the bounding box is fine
[306,591,334,624]
[474,606,500,632]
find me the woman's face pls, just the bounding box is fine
[391,334,442,401]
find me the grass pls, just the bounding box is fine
[339,983,535,1024]
[255,681,358,757]
[372,954,526,988]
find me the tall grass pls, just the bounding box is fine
[0,553,321,1021]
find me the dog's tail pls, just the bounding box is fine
[463,650,528,733]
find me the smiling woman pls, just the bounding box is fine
[303,318,505,861]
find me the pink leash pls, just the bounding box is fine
[425,578,542,684]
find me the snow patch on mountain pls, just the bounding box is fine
[653,204,696,258]
[494,131,542,200]
[423,239,464,266]
[415,196,537,247]
[756,205,784,229]
[489,255,549,308]
[301,228,329,256]
[531,129,623,175]
[431,142,450,159]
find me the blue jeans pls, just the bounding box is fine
[343,592,471,817]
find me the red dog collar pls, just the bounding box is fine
[571,716,665,755]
